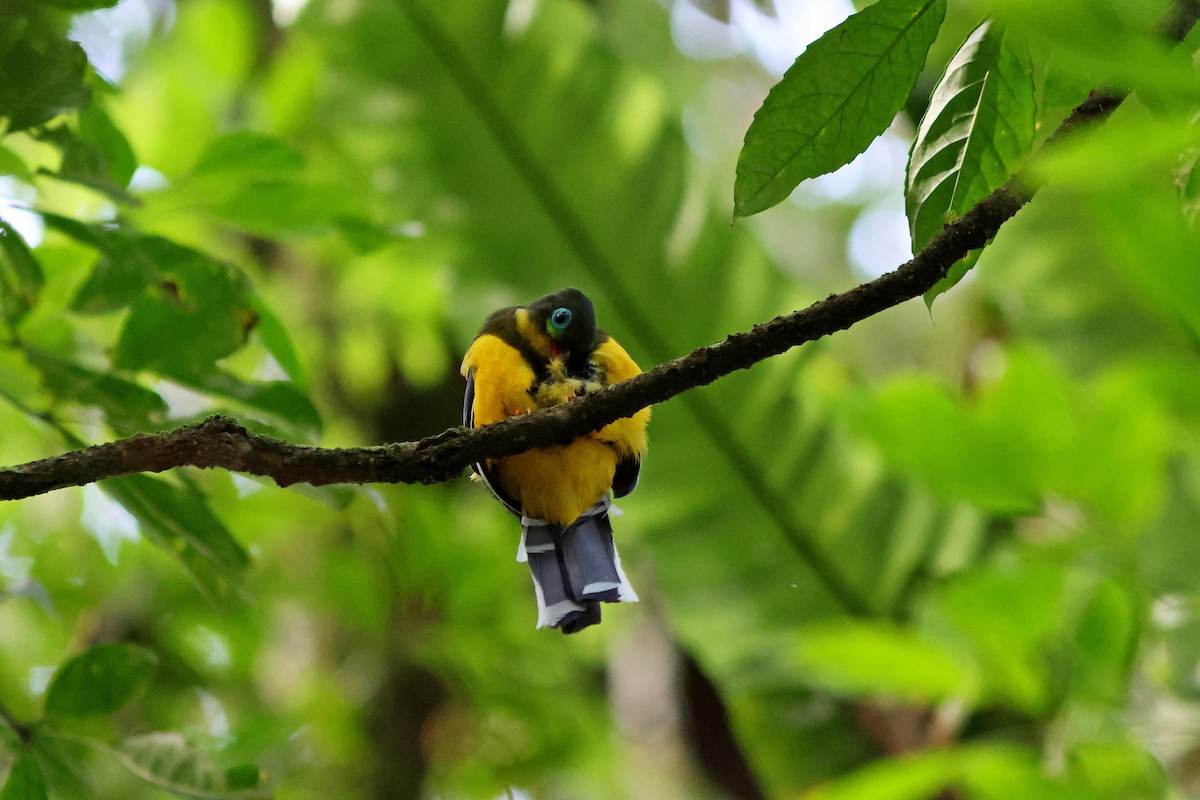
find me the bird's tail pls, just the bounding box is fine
[516,498,638,634]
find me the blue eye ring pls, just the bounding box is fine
[548,307,573,332]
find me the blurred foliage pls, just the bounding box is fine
[0,0,1199,798]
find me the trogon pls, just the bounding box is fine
[461,288,650,633]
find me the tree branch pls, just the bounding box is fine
[1,0,1196,505]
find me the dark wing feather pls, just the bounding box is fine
[612,455,641,498]
[462,366,476,428]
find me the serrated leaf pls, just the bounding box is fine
[0,755,47,800]
[0,39,90,132]
[193,131,303,177]
[734,0,945,217]
[101,475,250,605]
[0,221,44,325]
[115,733,269,800]
[905,21,1035,305]
[796,621,974,702]
[44,643,158,719]
[23,348,167,432]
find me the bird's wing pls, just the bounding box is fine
[612,456,640,498]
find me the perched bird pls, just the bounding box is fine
[461,288,650,633]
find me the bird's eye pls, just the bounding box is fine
[549,307,573,332]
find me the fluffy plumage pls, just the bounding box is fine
[461,288,650,633]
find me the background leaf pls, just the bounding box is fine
[0,39,90,132]
[0,222,44,326]
[115,733,269,800]
[112,239,255,379]
[0,756,47,800]
[795,621,975,702]
[44,643,158,718]
[193,131,304,177]
[78,102,138,188]
[23,349,167,432]
[905,20,1035,305]
[100,475,250,605]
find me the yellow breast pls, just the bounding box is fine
[462,326,649,526]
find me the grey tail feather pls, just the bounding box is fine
[519,505,638,634]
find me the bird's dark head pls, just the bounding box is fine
[527,287,597,369]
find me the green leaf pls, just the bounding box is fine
[796,621,975,702]
[78,102,138,188]
[113,239,257,380]
[250,294,307,386]
[805,744,1087,800]
[193,131,303,177]
[905,21,1035,305]
[36,124,138,204]
[926,563,1068,713]
[56,223,161,314]
[44,643,158,719]
[69,252,153,313]
[1071,580,1136,703]
[0,221,45,325]
[223,765,263,792]
[734,0,945,217]
[1094,180,1200,345]
[1070,741,1165,799]
[333,215,393,254]
[857,378,1041,512]
[0,38,90,132]
[100,475,250,605]
[23,348,167,432]
[0,755,48,800]
[205,180,347,238]
[115,733,270,800]
[0,144,31,179]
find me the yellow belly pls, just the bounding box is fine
[493,439,617,525]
